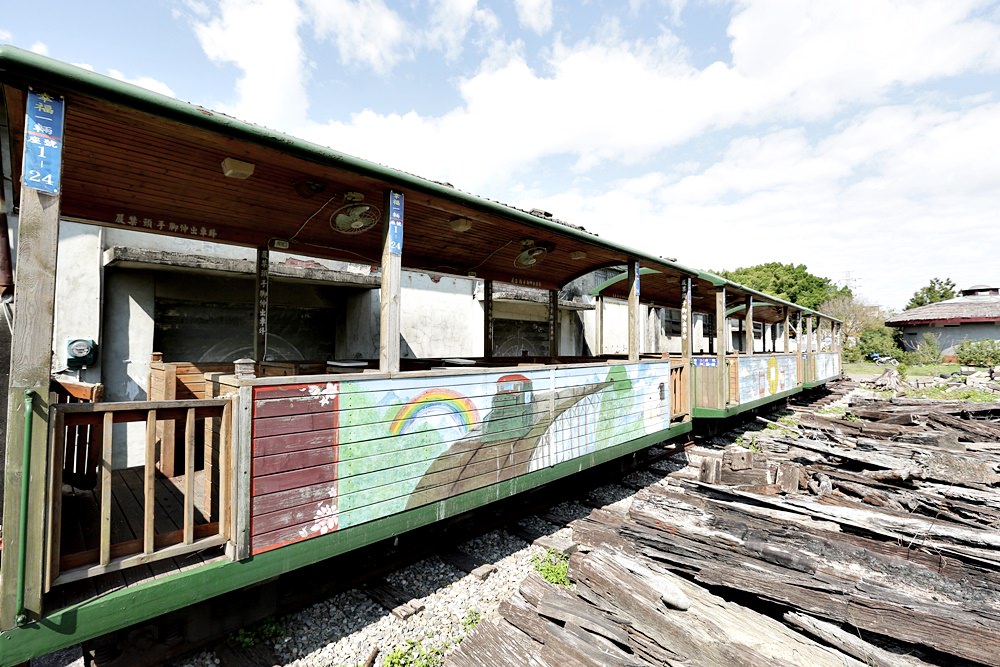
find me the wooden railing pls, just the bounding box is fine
[46,398,233,588]
[669,364,689,421]
[50,377,105,491]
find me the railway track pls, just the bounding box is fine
[64,385,850,667]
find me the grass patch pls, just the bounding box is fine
[906,387,1000,402]
[230,618,284,648]
[383,640,448,667]
[461,609,481,633]
[844,361,960,377]
[532,548,571,587]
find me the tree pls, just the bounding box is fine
[855,326,901,360]
[713,262,851,311]
[905,277,956,310]
[818,294,885,343]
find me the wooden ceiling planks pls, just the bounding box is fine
[4,78,688,294]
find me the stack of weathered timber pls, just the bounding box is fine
[448,397,1000,667]
[790,379,858,412]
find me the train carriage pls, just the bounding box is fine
[0,46,841,665]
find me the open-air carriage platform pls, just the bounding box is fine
[0,46,840,665]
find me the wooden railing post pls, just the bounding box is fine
[183,408,196,545]
[100,413,113,566]
[144,410,158,555]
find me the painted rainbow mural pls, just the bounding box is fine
[389,388,481,435]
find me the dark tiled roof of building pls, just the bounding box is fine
[886,287,1000,325]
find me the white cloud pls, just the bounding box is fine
[513,0,553,35]
[529,100,1000,310]
[30,41,48,55]
[180,0,1000,309]
[303,0,408,74]
[424,0,498,60]
[727,0,1000,117]
[0,29,12,41]
[189,0,307,128]
[296,1,1000,194]
[107,69,177,97]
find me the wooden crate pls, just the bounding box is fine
[148,353,235,476]
[258,360,330,377]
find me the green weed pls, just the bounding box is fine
[906,387,999,403]
[230,619,284,648]
[532,548,571,587]
[461,609,481,633]
[382,640,447,667]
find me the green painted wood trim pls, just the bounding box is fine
[0,421,690,664]
[589,267,663,296]
[724,302,775,317]
[692,386,803,419]
[803,376,841,389]
[691,406,728,418]
[587,267,840,325]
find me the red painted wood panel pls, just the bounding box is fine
[251,495,333,536]
[251,384,339,555]
[254,411,336,438]
[253,428,335,457]
[252,479,335,516]
[254,447,336,476]
[253,393,339,418]
[252,462,336,497]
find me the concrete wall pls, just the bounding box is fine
[897,322,1000,356]
[400,272,483,358]
[102,270,155,466]
[52,221,104,382]
[597,299,713,355]
[105,226,374,277]
[338,289,380,360]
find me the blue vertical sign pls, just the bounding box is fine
[22,89,65,195]
[387,190,404,256]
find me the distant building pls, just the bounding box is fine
[886,284,1000,359]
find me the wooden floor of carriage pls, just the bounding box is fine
[49,468,225,612]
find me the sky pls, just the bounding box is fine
[2,0,999,312]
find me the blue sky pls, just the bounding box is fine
[3,0,1000,310]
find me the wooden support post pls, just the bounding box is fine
[745,296,754,356]
[483,279,494,359]
[627,261,640,362]
[680,277,692,359]
[0,187,61,627]
[233,385,253,561]
[794,312,803,383]
[379,190,404,374]
[707,313,714,355]
[805,315,814,382]
[595,295,604,356]
[548,289,559,359]
[715,288,727,407]
[783,308,790,353]
[253,247,269,363]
